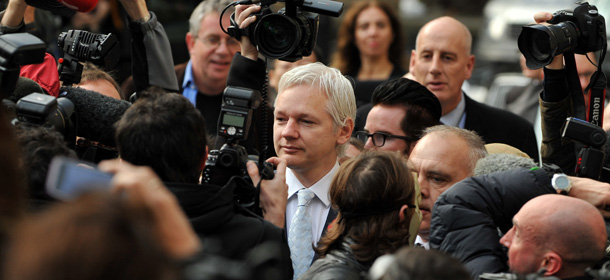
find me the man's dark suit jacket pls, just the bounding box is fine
[463,95,539,160]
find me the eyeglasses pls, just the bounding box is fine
[197,35,240,52]
[355,131,417,147]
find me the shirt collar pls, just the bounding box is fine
[286,161,340,208]
[182,60,195,89]
[440,92,466,127]
[181,60,197,106]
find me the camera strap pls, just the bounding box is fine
[564,52,587,122]
[586,71,606,128]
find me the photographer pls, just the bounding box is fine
[114,92,292,278]
[530,10,608,177]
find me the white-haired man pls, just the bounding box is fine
[231,5,356,279]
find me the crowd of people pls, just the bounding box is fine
[2,0,610,279]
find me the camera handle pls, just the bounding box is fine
[57,55,83,87]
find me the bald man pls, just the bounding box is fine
[408,16,539,160]
[501,194,606,278]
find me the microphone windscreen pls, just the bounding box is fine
[474,153,537,177]
[6,77,45,103]
[60,86,130,147]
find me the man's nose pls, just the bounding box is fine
[364,137,377,150]
[281,119,299,138]
[429,55,442,74]
[500,228,514,248]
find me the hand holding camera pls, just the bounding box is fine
[225,0,342,62]
[531,12,564,70]
[233,4,262,61]
[247,157,288,228]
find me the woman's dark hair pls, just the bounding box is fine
[316,150,416,264]
[331,1,404,75]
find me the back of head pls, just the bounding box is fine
[3,193,179,280]
[332,0,403,75]
[422,125,487,174]
[376,247,471,280]
[527,195,607,272]
[14,123,77,205]
[116,94,207,183]
[189,0,234,35]
[319,150,416,263]
[372,78,441,140]
[278,62,356,155]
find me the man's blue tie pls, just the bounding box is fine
[288,188,316,279]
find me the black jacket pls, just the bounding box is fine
[463,95,539,160]
[299,238,369,280]
[430,168,554,278]
[166,177,292,279]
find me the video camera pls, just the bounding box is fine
[226,0,343,62]
[518,2,606,69]
[202,86,274,215]
[57,30,120,86]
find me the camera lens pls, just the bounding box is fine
[254,14,302,59]
[518,21,579,69]
[46,98,74,135]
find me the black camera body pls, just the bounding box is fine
[13,93,77,148]
[228,0,343,62]
[518,2,606,69]
[203,144,250,186]
[202,86,274,213]
[203,86,262,186]
[57,30,120,86]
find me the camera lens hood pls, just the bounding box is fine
[254,14,303,59]
[518,22,579,69]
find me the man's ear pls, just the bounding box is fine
[186,32,195,53]
[336,118,354,145]
[409,49,417,70]
[398,205,409,221]
[464,54,475,80]
[541,252,562,276]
